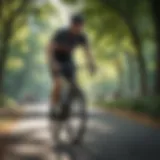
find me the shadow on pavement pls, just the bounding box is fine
[1,107,160,160]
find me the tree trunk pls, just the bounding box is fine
[133,34,148,96]
[103,3,148,95]
[151,0,160,95]
[0,14,15,105]
[0,0,29,104]
[0,30,11,105]
[125,52,135,96]
[123,17,148,96]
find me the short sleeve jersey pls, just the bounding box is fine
[52,28,88,62]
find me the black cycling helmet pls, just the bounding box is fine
[71,14,84,24]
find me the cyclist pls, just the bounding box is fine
[47,14,96,118]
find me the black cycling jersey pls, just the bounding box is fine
[51,28,88,62]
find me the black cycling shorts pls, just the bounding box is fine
[53,61,76,81]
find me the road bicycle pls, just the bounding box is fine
[50,68,87,145]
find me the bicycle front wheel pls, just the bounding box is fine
[52,92,87,145]
[66,93,87,144]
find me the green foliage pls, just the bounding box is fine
[0,94,18,108]
[98,96,160,117]
[1,0,159,114]
[0,0,55,103]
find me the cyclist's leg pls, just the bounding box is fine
[62,61,77,90]
[56,62,76,115]
[51,75,62,108]
[62,62,82,102]
[50,63,64,119]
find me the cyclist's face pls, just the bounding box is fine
[71,23,84,34]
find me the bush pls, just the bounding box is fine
[96,96,160,118]
[0,95,18,108]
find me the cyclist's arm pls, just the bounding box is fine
[47,42,71,64]
[47,42,57,68]
[50,29,71,52]
[54,43,71,52]
[47,30,71,68]
[80,35,96,72]
[84,45,95,67]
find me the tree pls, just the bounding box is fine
[0,0,54,104]
[63,0,149,95]
[151,0,160,95]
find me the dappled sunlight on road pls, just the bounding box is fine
[1,104,160,160]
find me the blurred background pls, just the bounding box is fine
[0,0,160,117]
[0,0,160,159]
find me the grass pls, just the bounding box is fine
[97,96,160,118]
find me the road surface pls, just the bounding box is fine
[1,103,160,160]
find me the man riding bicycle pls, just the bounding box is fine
[47,14,96,119]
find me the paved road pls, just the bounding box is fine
[2,103,160,160]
